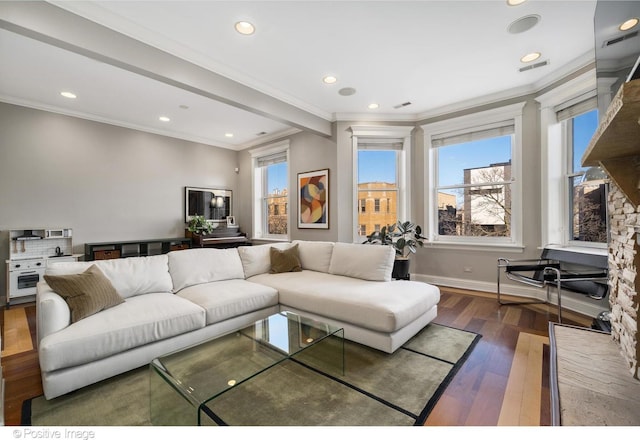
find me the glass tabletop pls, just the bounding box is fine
[150,311,344,425]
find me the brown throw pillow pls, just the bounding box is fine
[44,264,124,323]
[270,244,302,274]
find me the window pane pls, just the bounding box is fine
[436,136,512,238]
[572,109,598,173]
[570,177,607,243]
[569,108,606,244]
[358,150,397,239]
[437,184,511,237]
[266,162,287,235]
[438,136,511,187]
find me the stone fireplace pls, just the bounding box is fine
[584,79,640,381]
[608,181,639,380]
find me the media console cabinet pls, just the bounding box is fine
[84,238,191,261]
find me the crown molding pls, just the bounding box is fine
[532,50,595,92]
[333,52,596,124]
[332,112,418,123]
[238,128,302,150]
[0,95,256,151]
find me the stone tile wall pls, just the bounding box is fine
[608,181,639,380]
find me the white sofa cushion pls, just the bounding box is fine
[176,279,279,325]
[328,242,395,281]
[38,292,205,372]
[237,242,292,278]
[45,261,93,276]
[168,248,245,292]
[292,240,334,273]
[249,271,440,333]
[45,255,173,298]
[36,283,72,342]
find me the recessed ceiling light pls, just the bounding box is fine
[60,91,76,99]
[507,0,527,5]
[235,21,255,35]
[521,52,541,63]
[620,18,639,31]
[368,103,379,109]
[159,116,171,122]
[225,133,234,138]
[323,76,337,84]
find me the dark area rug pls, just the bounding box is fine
[23,323,480,426]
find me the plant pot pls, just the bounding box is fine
[392,258,410,280]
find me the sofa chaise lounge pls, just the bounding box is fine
[36,240,440,399]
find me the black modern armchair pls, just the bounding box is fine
[496,248,609,323]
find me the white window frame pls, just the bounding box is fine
[535,70,607,251]
[351,125,413,243]
[249,140,290,241]
[564,107,606,248]
[421,102,525,249]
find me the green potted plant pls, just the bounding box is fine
[187,215,214,235]
[363,221,426,280]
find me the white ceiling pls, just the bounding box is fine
[0,0,618,151]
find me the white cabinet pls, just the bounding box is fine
[9,228,73,260]
[6,228,76,306]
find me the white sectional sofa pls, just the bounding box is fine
[36,240,440,399]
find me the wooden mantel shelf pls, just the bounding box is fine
[582,79,640,207]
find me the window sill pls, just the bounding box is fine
[423,241,525,254]
[542,244,607,257]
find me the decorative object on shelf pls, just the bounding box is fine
[187,215,214,235]
[363,221,426,280]
[227,216,236,227]
[185,187,232,223]
[298,168,329,229]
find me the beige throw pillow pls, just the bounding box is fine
[270,244,302,274]
[44,264,124,323]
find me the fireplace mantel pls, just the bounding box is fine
[582,79,640,207]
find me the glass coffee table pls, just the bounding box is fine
[149,311,344,425]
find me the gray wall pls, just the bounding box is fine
[237,129,338,243]
[0,102,238,304]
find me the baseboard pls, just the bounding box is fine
[412,273,607,319]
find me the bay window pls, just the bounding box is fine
[422,103,524,247]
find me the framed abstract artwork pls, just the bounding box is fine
[298,168,329,229]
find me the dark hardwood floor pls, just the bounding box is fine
[1,287,593,426]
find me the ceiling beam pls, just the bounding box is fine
[0,1,332,138]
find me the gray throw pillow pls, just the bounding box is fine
[44,264,124,323]
[270,244,302,274]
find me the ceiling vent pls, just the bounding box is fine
[603,31,638,47]
[393,101,412,109]
[519,60,549,72]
